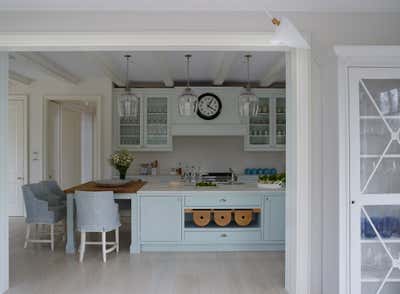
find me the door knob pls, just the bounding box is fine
[17,177,24,180]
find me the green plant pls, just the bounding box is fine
[258,173,285,184]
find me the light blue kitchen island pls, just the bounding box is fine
[65,181,285,254]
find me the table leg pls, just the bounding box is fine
[130,196,140,254]
[65,193,76,254]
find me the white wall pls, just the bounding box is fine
[3,11,400,294]
[9,77,113,182]
[128,136,285,175]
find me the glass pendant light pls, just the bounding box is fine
[178,54,198,116]
[119,54,140,117]
[239,55,259,117]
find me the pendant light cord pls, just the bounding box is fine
[124,54,131,92]
[245,54,251,90]
[185,54,191,89]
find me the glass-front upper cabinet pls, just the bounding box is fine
[275,97,286,147]
[349,68,400,294]
[115,94,142,148]
[248,97,271,147]
[244,89,285,151]
[144,96,172,150]
[113,90,172,151]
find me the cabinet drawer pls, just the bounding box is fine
[184,230,261,242]
[184,194,261,207]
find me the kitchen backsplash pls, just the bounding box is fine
[126,136,285,175]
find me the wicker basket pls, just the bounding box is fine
[193,210,211,227]
[234,210,253,226]
[214,210,232,227]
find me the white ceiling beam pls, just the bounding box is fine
[260,56,286,87]
[212,52,238,86]
[14,52,81,85]
[152,53,174,87]
[8,70,34,85]
[87,53,125,87]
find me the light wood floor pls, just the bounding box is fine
[8,217,285,294]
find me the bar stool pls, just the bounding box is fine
[75,191,121,263]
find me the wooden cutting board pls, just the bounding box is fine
[64,180,146,194]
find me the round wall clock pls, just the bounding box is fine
[197,93,222,120]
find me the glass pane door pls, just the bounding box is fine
[350,68,400,294]
[275,97,286,146]
[146,97,168,146]
[119,97,141,146]
[249,97,270,146]
[360,80,400,194]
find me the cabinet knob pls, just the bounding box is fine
[220,233,227,238]
[219,198,227,202]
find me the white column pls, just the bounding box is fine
[285,48,312,294]
[0,52,9,293]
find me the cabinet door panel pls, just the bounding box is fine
[140,196,181,242]
[269,197,285,241]
[264,196,285,241]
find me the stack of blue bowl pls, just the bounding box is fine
[244,168,277,175]
[361,217,399,239]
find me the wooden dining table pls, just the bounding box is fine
[64,180,146,255]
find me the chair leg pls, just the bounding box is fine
[115,228,119,253]
[79,232,86,263]
[24,224,30,249]
[102,232,107,263]
[50,224,55,251]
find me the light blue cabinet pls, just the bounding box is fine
[264,195,285,241]
[140,196,182,242]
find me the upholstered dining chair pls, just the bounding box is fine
[40,180,67,206]
[22,183,66,251]
[75,191,121,263]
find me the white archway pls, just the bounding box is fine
[0,32,311,294]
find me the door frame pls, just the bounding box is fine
[8,95,28,216]
[335,45,400,294]
[43,95,102,183]
[0,32,311,294]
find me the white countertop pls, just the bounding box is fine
[137,181,285,195]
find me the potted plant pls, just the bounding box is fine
[110,150,135,180]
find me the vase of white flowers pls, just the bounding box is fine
[110,150,135,180]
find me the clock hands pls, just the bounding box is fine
[207,104,217,112]
[207,99,217,111]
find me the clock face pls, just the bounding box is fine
[197,93,222,120]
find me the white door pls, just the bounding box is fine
[349,68,400,294]
[8,98,26,216]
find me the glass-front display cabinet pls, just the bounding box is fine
[350,68,400,294]
[113,90,172,151]
[244,89,286,151]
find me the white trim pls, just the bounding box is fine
[335,46,400,58]
[285,49,312,294]
[336,45,400,294]
[0,53,9,294]
[42,95,102,182]
[0,32,287,52]
[0,31,310,294]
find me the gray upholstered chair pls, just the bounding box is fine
[75,191,121,263]
[40,180,66,206]
[22,183,66,251]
